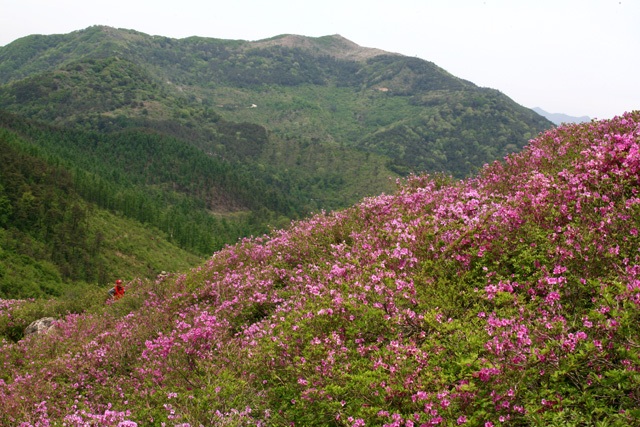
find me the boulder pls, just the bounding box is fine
[24,317,56,337]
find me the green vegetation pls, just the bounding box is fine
[1,113,639,425]
[0,110,293,249]
[0,128,200,298]
[0,25,552,299]
[0,25,551,179]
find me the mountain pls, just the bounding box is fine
[0,25,552,179]
[532,107,590,125]
[1,112,638,425]
[0,26,554,297]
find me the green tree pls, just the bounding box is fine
[0,186,12,226]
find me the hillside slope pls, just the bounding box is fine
[0,25,552,180]
[1,112,638,426]
[0,108,303,251]
[0,125,201,298]
[0,44,398,212]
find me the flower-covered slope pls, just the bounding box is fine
[1,112,640,426]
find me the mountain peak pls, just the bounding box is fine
[532,107,590,125]
[249,33,398,61]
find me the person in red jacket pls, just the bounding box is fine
[108,279,125,300]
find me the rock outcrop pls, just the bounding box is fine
[24,317,56,337]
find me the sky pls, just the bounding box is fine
[1,0,638,120]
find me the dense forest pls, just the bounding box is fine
[0,109,301,298]
[0,110,296,252]
[0,125,202,298]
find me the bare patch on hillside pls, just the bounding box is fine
[248,34,400,62]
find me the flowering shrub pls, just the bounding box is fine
[2,112,640,426]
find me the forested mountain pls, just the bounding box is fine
[0,25,552,179]
[0,108,299,249]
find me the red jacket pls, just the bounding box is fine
[113,285,125,299]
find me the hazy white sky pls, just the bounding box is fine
[1,0,638,119]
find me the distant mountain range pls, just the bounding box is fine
[532,107,590,125]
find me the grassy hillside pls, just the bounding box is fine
[1,112,638,426]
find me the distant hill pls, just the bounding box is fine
[0,25,552,180]
[532,107,590,125]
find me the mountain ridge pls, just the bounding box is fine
[0,26,398,87]
[532,106,590,125]
[0,25,553,179]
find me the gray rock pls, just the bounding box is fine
[24,317,56,337]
